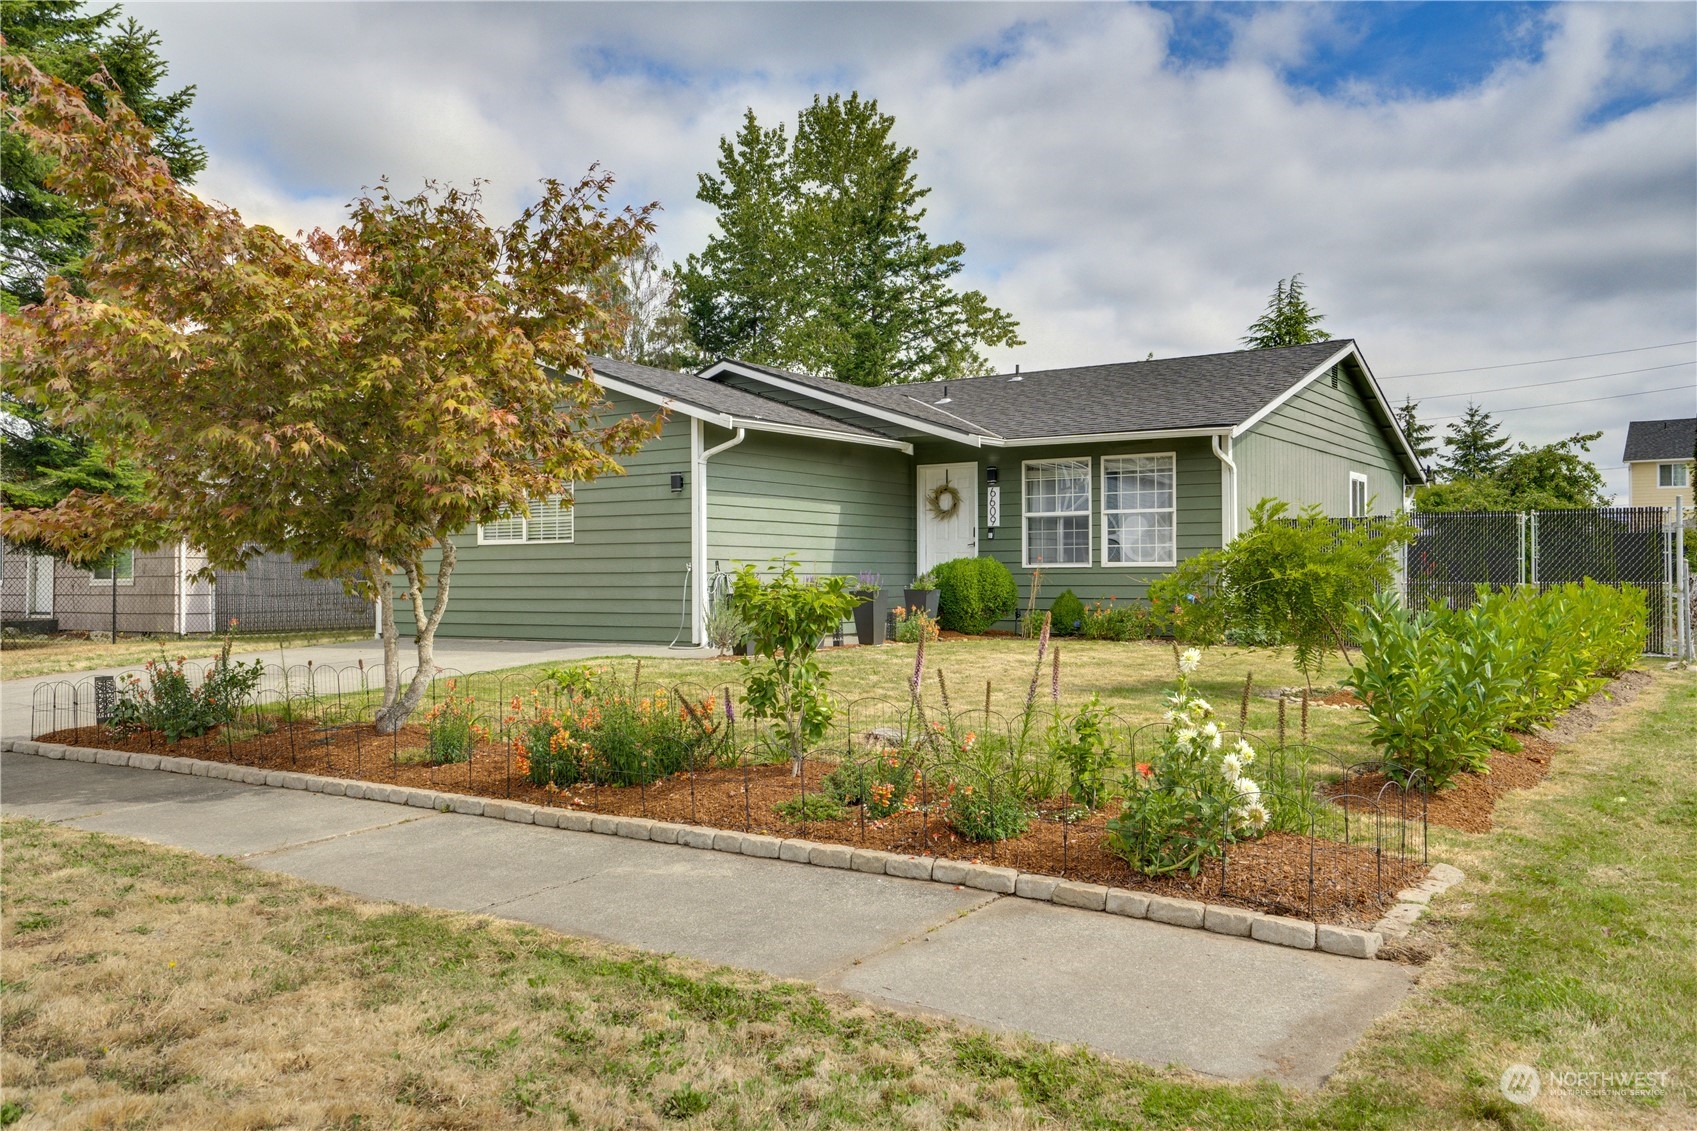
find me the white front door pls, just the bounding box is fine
[26,553,53,616]
[917,462,978,573]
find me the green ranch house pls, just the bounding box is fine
[406,340,1426,645]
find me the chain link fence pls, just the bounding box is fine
[1403,506,1688,656]
[1,543,372,639]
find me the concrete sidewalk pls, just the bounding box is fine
[0,752,1413,1088]
[0,637,714,739]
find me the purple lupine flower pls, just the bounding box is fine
[723,686,735,722]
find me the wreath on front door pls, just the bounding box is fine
[926,481,963,521]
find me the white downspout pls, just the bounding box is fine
[695,426,746,645]
[1212,433,1238,543]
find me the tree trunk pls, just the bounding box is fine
[374,540,456,734]
[372,554,401,716]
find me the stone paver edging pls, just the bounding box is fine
[4,737,1447,961]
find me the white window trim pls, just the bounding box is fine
[1101,452,1177,568]
[476,488,576,546]
[88,549,135,587]
[1349,472,1370,519]
[1021,457,1092,569]
[1658,462,1691,488]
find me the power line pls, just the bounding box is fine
[1406,360,1694,403]
[1425,381,1695,422]
[1383,339,1697,379]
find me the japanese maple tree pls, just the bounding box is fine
[1,54,661,730]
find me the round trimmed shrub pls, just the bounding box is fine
[933,556,1018,635]
[1049,589,1085,636]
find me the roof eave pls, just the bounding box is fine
[701,359,989,447]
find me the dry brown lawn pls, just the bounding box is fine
[0,629,370,681]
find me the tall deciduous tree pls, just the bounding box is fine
[1,55,660,730]
[1436,402,1512,481]
[603,241,704,372]
[679,93,1021,385]
[1240,274,1331,349]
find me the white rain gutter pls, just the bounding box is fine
[693,424,746,644]
[1212,432,1238,543]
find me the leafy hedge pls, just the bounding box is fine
[933,556,1017,634]
[1347,582,1646,789]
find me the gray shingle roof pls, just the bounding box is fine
[587,356,890,440]
[1622,417,1697,463]
[715,341,1354,439]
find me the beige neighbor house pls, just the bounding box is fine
[1622,417,1695,511]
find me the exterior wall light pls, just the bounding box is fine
[670,472,685,493]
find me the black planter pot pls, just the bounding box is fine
[903,588,941,618]
[852,588,887,645]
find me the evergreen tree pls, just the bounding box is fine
[679,93,1021,385]
[2,1,206,308]
[1395,397,1438,464]
[1436,402,1512,481]
[1240,273,1331,349]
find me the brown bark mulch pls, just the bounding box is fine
[39,720,1416,927]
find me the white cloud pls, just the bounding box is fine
[125,0,1696,499]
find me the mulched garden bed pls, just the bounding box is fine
[1321,670,1651,833]
[38,720,1418,928]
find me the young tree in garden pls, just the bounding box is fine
[1240,273,1331,349]
[2,0,205,309]
[678,93,1022,385]
[1395,397,1438,465]
[1,55,660,731]
[1435,402,1512,481]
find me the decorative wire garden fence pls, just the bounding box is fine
[31,662,1427,925]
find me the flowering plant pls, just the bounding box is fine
[891,605,940,644]
[424,682,489,765]
[1105,652,1269,875]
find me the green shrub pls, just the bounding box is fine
[1051,694,1113,808]
[824,752,918,819]
[933,556,1018,634]
[1345,583,1644,790]
[1079,598,1146,641]
[1049,590,1084,636]
[109,643,265,744]
[944,784,1029,841]
[516,684,721,788]
[891,606,940,643]
[773,792,848,822]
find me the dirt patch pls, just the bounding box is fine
[38,720,1412,927]
[1323,671,1648,833]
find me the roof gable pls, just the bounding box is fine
[1623,417,1697,463]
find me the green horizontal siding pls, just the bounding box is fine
[398,391,694,644]
[1234,361,1406,527]
[910,436,1223,626]
[706,425,915,587]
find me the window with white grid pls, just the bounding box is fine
[1103,454,1175,566]
[477,490,574,545]
[1023,459,1091,567]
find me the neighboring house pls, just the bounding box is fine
[1622,417,1695,511]
[0,544,371,636]
[409,339,1424,645]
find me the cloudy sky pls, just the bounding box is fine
[131,1,1696,498]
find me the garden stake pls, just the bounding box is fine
[1308,811,1317,921]
[1062,808,1069,876]
[742,755,752,831]
[1239,671,1253,733]
[689,741,698,825]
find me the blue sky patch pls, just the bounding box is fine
[1157,2,1560,102]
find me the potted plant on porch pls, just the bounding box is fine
[903,572,940,619]
[851,572,888,645]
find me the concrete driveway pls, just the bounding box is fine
[0,637,714,740]
[0,752,1413,1088]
